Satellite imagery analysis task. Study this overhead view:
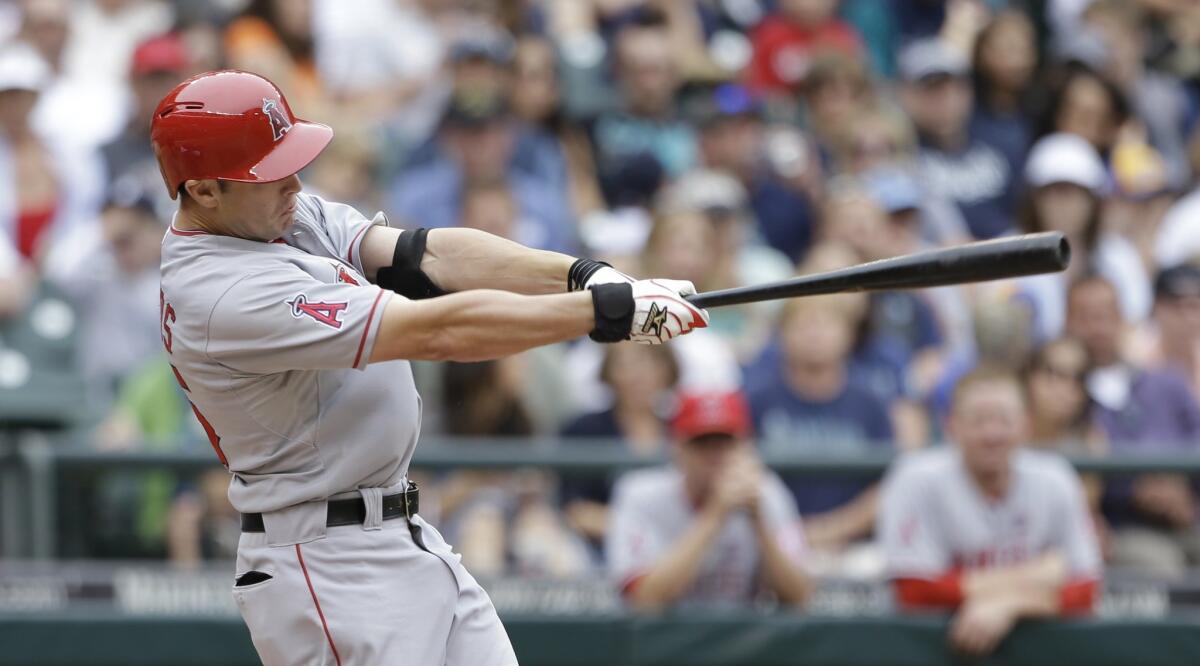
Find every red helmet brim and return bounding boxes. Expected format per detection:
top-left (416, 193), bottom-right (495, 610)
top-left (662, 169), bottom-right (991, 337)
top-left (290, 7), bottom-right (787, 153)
top-left (240, 120), bottom-right (333, 184)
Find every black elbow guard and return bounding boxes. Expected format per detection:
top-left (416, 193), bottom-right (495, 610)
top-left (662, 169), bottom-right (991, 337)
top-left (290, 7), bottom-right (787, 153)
top-left (376, 227), bottom-right (448, 300)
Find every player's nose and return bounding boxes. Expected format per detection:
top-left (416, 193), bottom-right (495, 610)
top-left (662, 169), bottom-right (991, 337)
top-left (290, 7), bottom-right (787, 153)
top-left (281, 173), bottom-right (302, 195)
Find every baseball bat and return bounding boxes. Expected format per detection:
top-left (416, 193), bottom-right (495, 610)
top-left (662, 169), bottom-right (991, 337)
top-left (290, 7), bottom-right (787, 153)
top-left (686, 232), bottom-right (1070, 309)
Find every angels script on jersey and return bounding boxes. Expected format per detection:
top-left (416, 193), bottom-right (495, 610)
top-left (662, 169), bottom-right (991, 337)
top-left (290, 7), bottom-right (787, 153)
top-left (288, 293), bottom-right (348, 329)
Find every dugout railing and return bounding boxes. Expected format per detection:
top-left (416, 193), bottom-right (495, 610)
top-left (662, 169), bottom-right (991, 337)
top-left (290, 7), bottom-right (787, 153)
top-left (5, 435), bottom-right (1200, 558)
top-left (1, 437), bottom-right (1200, 665)
top-left (0, 609), bottom-right (1198, 666)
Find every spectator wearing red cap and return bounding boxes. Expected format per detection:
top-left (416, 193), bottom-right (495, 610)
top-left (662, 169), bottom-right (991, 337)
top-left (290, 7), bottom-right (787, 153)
top-left (747, 0), bottom-right (863, 96)
top-left (99, 32), bottom-right (192, 209)
top-left (606, 392), bottom-right (811, 610)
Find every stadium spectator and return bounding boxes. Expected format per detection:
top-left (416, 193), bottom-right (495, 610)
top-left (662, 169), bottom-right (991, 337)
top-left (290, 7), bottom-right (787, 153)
top-left (310, 0), bottom-right (449, 149)
top-left (694, 83), bottom-right (817, 261)
top-left (60, 0), bottom-right (174, 85)
top-left (652, 169), bottom-right (793, 359)
top-left (860, 167), bottom-right (973, 347)
top-left (305, 128), bottom-right (384, 214)
top-left (1017, 133), bottom-right (1152, 340)
top-left (1037, 63), bottom-right (1130, 161)
top-left (224, 0), bottom-right (324, 118)
top-left (436, 358), bottom-right (589, 577)
top-left (607, 391), bottom-right (811, 609)
top-left (19, 0), bottom-right (136, 147)
top-left (802, 53), bottom-right (875, 162)
top-left (459, 179), bottom-right (518, 240)
top-left (0, 217), bottom-right (31, 317)
top-left (817, 184), bottom-right (949, 417)
top-left (969, 10), bottom-right (1037, 169)
top-left (828, 105), bottom-right (917, 178)
top-left (510, 34), bottom-right (605, 218)
top-left (389, 90), bottom-right (577, 253)
top-left (899, 38), bottom-right (1020, 240)
top-left (1152, 156), bottom-right (1200, 270)
top-left (926, 294), bottom-right (1040, 425)
top-left (747, 292), bottom-right (893, 559)
top-left (46, 186), bottom-right (163, 403)
top-left (1104, 139), bottom-right (1175, 278)
top-left (1083, 0), bottom-right (1192, 188)
top-left (1066, 275), bottom-right (1200, 578)
top-left (560, 343), bottom-right (679, 552)
top-left (746, 0), bottom-right (862, 96)
top-left (100, 32), bottom-right (192, 215)
top-left (1151, 263), bottom-right (1200, 393)
top-left (1023, 338), bottom-right (1105, 454)
top-left (880, 367), bottom-right (1103, 657)
top-left (589, 14), bottom-right (697, 197)
top-left (0, 42), bottom-right (103, 262)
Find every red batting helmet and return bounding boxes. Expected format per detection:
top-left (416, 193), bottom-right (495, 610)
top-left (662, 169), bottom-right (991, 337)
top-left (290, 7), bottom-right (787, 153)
top-left (150, 70), bottom-right (332, 199)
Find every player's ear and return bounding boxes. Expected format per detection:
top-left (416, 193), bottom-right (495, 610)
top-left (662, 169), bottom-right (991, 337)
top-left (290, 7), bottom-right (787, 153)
top-left (183, 179), bottom-right (222, 208)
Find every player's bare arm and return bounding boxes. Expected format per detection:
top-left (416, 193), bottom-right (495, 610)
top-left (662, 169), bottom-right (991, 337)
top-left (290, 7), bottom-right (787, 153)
top-left (369, 290), bottom-right (594, 363)
top-left (752, 514), bottom-right (812, 606)
top-left (736, 453), bottom-right (810, 605)
top-left (623, 503), bottom-right (728, 611)
top-left (358, 226), bottom-right (577, 295)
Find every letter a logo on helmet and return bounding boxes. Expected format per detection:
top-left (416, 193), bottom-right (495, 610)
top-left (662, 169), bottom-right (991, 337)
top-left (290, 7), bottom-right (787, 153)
top-left (262, 98), bottom-right (292, 141)
top-left (150, 70), bottom-right (332, 199)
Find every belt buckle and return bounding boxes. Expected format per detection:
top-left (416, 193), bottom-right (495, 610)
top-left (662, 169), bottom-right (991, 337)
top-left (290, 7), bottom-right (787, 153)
top-left (403, 481), bottom-right (418, 519)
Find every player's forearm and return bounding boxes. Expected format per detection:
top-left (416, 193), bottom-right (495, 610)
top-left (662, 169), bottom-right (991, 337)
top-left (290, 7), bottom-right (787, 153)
top-left (963, 552), bottom-right (1067, 601)
top-left (626, 506), bottom-right (726, 611)
top-left (369, 290), bottom-right (593, 363)
top-left (423, 228), bottom-right (576, 294)
top-left (752, 515), bottom-right (812, 606)
top-left (805, 485), bottom-right (879, 547)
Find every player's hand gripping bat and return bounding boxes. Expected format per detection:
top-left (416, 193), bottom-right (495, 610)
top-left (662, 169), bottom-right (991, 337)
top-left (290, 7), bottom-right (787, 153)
top-left (686, 232), bottom-right (1070, 309)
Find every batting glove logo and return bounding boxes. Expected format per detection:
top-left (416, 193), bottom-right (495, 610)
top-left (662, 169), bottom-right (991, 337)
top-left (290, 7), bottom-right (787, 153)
top-left (641, 302), bottom-right (669, 338)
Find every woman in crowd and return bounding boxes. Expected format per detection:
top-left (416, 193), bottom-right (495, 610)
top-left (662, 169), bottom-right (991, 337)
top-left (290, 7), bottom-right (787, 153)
top-left (509, 33), bottom-right (605, 218)
top-left (1017, 132), bottom-right (1151, 340)
top-left (1037, 63), bottom-right (1131, 160)
top-left (970, 10), bottom-right (1038, 162)
top-left (560, 343), bottom-right (680, 554)
top-left (436, 359), bottom-right (590, 577)
top-left (1023, 337), bottom-right (1106, 454)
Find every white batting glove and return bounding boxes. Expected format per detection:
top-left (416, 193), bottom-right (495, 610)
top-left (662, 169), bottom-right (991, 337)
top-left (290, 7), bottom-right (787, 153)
top-left (568, 258), bottom-right (634, 292)
top-left (586, 265), bottom-right (635, 288)
top-left (629, 279), bottom-right (709, 344)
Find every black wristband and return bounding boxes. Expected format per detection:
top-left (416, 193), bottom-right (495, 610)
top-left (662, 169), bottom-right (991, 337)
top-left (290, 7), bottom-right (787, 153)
top-left (376, 228), bottom-right (447, 300)
top-left (589, 283), bottom-right (634, 343)
top-left (568, 258), bottom-right (612, 292)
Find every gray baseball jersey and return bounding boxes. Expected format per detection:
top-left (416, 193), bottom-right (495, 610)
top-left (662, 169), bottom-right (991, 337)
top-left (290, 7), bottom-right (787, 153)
top-left (159, 192), bottom-right (417, 541)
top-left (878, 447), bottom-right (1102, 578)
top-left (606, 466), bottom-right (807, 607)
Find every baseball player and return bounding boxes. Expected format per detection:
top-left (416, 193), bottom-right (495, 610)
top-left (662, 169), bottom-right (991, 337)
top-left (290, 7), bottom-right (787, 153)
top-left (878, 367), bottom-right (1102, 657)
top-left (151, 70), bottom-right (709, 665)
top-left (606, 391), bottom-right (811, 610)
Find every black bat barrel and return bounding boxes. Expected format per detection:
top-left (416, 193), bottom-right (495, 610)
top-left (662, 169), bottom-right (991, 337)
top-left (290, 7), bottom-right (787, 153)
top-left (686, 232), bottom-right (1070, 310)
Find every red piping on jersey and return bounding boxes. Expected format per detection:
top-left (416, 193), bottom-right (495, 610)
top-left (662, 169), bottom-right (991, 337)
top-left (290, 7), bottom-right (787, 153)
top-left (894, 574), bottom-right (1100, 614)
top-left (894, 574), bottom-right (965, 609)
top-left (352, 290), bottom-right (385, 367)
top-left (295, 544), bottom-right (343, 666)
top-left (346, 224), bottom-right (370, 266)
top-left (168, 224), bottom-right (209, 237)
top-left (1059, 578), bottom-right (1099, 614)
top-left (619, 573), bottom-right (647, 597)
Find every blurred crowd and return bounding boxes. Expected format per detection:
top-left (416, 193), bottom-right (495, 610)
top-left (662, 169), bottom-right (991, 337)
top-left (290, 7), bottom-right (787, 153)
top-left (3, 0), bottom-right (1200, 623)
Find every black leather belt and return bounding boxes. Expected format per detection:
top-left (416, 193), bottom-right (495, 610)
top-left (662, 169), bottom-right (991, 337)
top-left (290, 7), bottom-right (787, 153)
top-left (241, 482), bottom-right (420, 533)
